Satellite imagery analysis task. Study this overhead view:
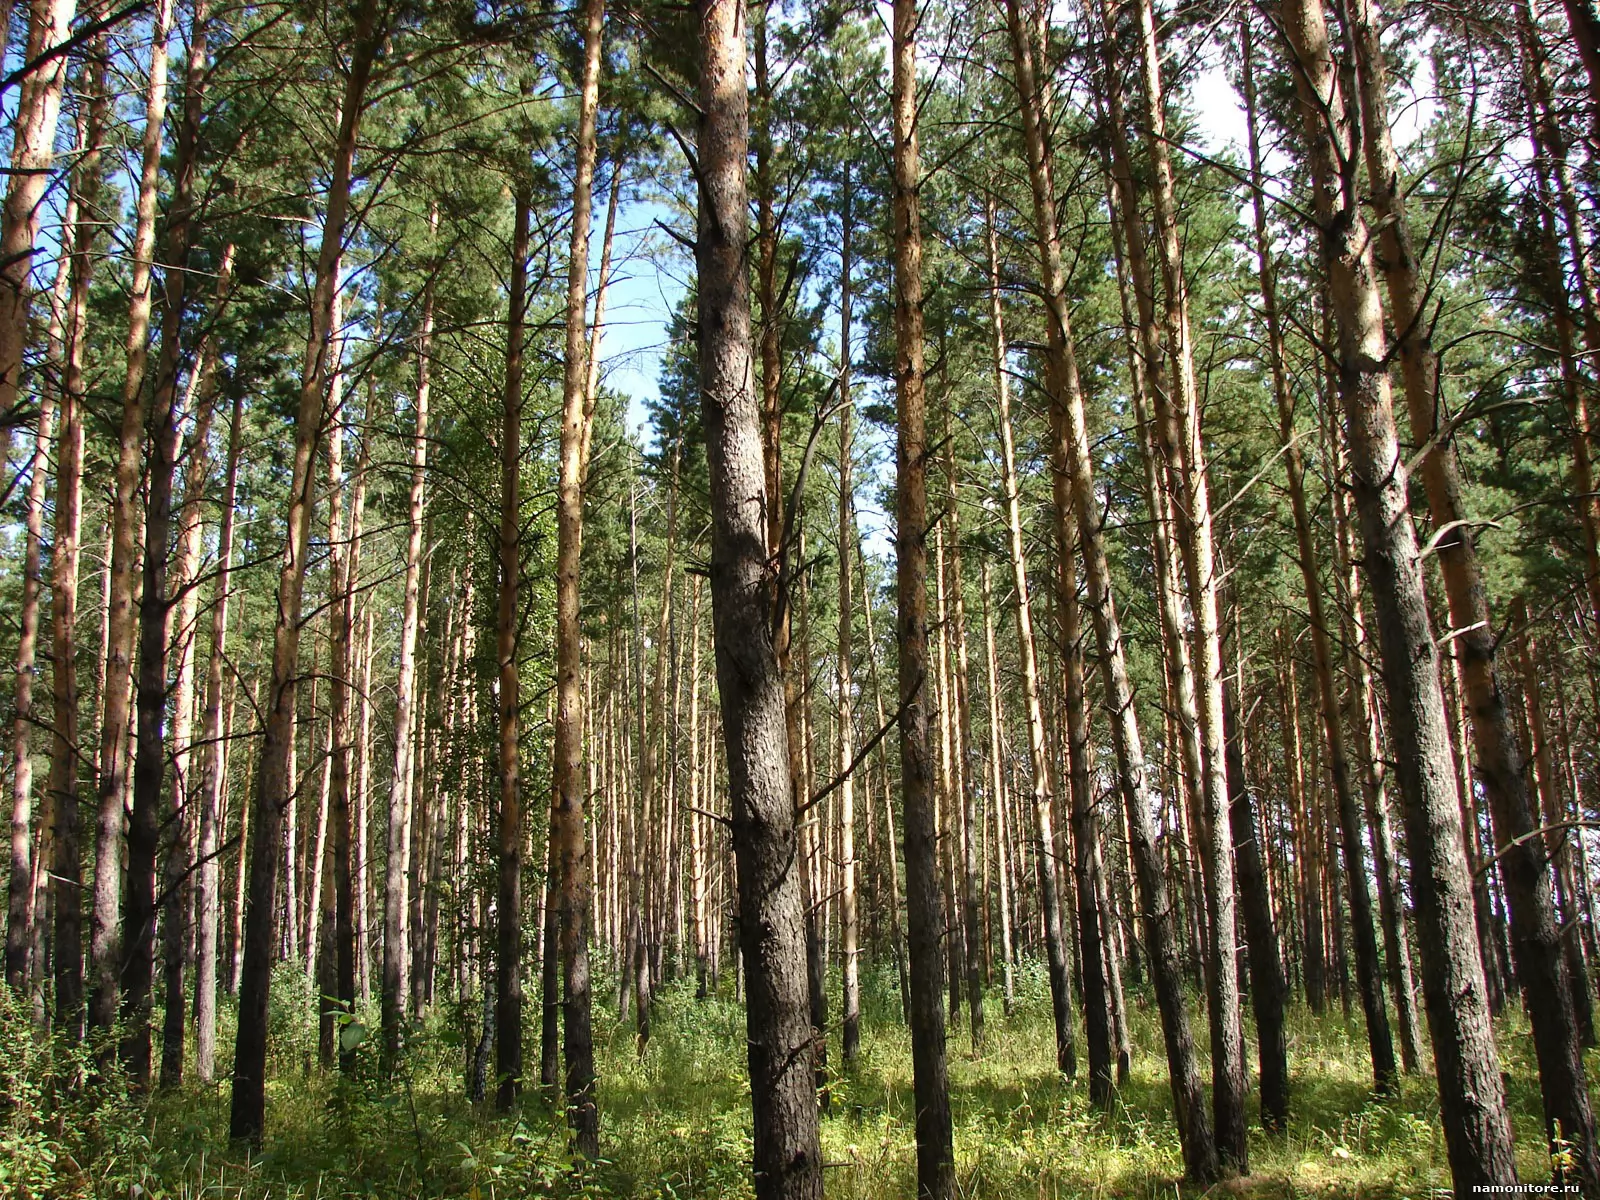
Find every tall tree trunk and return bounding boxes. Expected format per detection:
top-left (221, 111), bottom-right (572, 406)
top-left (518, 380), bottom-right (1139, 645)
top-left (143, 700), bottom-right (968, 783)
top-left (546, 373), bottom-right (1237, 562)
top-left (1056, 492), bottom-right (1115, 1107)
top-left (49, 94), bottom-right (98, 1034)
top-left (195, 373), bottom-right (240, 1083)
top-left (696, 0), bottom-right (823, 1191)
top-left (230, 0), bottom-right (379, 1140)
top-left (892, 1), bottom-right (954, 1191)
top-left (1126, 0), bottom-right (1245, 1158)
top-left (1223, 625), bottom-right (1289, 1130)
top-left (837, 175), bottom-right (860, 1065)
top-left (127, 0), bottom-right (210, 1087)
top-left (157, 250), bottom-right (228, 1087)
top-left (943, 441), bottom-right (985, 1052)
top-left (6, 338), bottom-right (54, 992)
top-left (1238, 10), bottom-right (1396, 1093)
top-left (1006, 0), bottom-right (1213, 1177)
top-left (385, 240), bottom-right (435, 1072)
top-left (1277, 0), bottom-right (1517, 1191)
top-left (0, 0), bottom-right (76, 448)
top-left (553, 0), bottom-right (604, 1150)
top-left (1368, 3), bottom-right (1600, 1187)
top-left (495, 189), bottom-right (531, 1111)
top-left (983, 191), bottom-right (1074, 1080)
top-left (325, 277), bottom-right (372, 1072)
top-left (979, 564), bottom-right (1016, 1019)
top-left (91, 0), bottom-right (173, 1045)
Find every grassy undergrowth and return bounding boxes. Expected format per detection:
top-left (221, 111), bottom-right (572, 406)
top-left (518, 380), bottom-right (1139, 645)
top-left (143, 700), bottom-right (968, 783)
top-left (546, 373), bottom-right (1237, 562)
top-left (2, 960), bottom-right (1583, 1198)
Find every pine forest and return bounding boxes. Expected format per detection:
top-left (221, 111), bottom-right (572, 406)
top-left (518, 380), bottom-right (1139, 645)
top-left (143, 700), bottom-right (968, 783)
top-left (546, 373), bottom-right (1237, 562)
top-left (3, 0), bottom-right (1600, 1196)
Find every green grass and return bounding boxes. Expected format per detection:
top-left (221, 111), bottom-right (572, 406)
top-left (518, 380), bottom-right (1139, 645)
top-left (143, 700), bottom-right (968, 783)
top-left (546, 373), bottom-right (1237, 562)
top-left (2, 960), bottom-right (1584, 1198)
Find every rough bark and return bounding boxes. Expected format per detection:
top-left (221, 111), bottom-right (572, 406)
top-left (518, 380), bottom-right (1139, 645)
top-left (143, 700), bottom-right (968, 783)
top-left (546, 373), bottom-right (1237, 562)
top-left (891, 1), bottom-right (955, 1190)
top-left (696, 0), bottom-right (823, 1191)
top-left (837, 178), bottom-right (860, 1065)
top-left (1007, 0), bottom-right (1214, 1179)
top-left (49, 104), bottom-right (95, 1034)
top-left (1277, 0), bottom-right (1517, 1190)
top-left (553, 0), bottom-right (604, 1150)
top-left (0, 0), bottom-right (76, 447)
top-left (495, 189), bottom-right (531, 1111)
top-left (90, 0), bottom-right (172, 1045)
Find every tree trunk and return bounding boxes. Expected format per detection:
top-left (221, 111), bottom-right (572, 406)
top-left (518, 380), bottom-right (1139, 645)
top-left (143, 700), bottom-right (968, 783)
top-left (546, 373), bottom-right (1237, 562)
top-left (229, 0), bottom-right (378, 1140)
top-left (1277, 0), bottom-right (1517, 1190)
top-left (553, 0), bottom-right (604, 1149)
top-left (494, 188), bottom-right (531, 1111)
top-left (1127, 0), bottom-right (1245, 1158)
top-left (696, 0), bottom-right (823, 1191)
top-left (983, 190), bottom-right (1074, 1080)
top-left (1006, 0), bottom-right (1213, 1180)
top-left (1371, 4), bottom-right (1600, 1188)
top-left (837, 178), bottom-right (860, 1065)
top-left (91, 0), bottom-right (173, 1047)
top-left (979, 564), bottom-right (1016, 1020)
top-left (0, 0), bottom-right (76, 447)
top-left (158, 259), bottom-right (228, 1087)
top-left (1238, 10), bottom-right (1396, 1093)
top-left (892, 2), bottom-right (954, 1192)
top-left (6, 342), bottom-right (54, 992)
top-left (195, 373), bottom-right (241, 1083)
top-left (48, 111), bottom-right (93, 1033)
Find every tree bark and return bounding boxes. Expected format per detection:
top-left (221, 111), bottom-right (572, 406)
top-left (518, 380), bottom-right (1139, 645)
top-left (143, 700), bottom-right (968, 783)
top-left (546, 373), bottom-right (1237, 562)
top-left (553, 0), bottom-right (604, 1149)
top-left (837, 176), bottom-right (860, 1065)
top-left (495, 188), bottom-right (531, 1111)
top-left (195, 371), bottom-right (240, 1083)
top-left (91, 0), bottom-right (173, 1046)
top-left (697, 0), bottom-right (823, 1191)
top-left (1007, 0), bottom-right (1213, 1178)
top-left (1277, 0), bottom-right (1517, 1190)
top-left (892, 1), bottom-right (954, 1192)
top-left (0, 0), bottom-right (76, 448)
top-left (6, 330), bottom-right (54, 992)
top-left (48, 109), bottom-right (93, 1034)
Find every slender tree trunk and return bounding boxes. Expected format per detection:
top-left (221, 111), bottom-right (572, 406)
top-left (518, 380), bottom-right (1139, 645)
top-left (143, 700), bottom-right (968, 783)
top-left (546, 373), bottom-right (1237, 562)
top-left (1126, 0), bottom-right (1245, 1157)
top-left (1238, 11), bottom-right (1395, 1094)
top-left (384, 243), bottom-right (435, 1073)
top-left (495, 189), bottom-right (531, 1111)
top-left (553, 0), bottom-right (604, 1148)
top-left (1277, 0), bottom-right (1517, 1190)
top-left (324, 278), bottom-right (371, 1072)
top-left (91, 0), bottom-right (173, 1046)
top-left (983, 191), bottom-right (1074, 1079)
top-left (195, 373), bottom-right (240, 1083)
top-left (1056, 492), bottom-right (1115, 1108)
top-left (979, 564), bottom-right (1016, 1019)
top-left (158, 249), bottom-right (228, 1087)
top-left (697, 0), bottom-right (823, 1191)
top-left (6, 348), bottom-right (53, 992)
top-left (230, 0), bottom-right (379, 1140)
top-left (49, 101), bottom-right (96, 1034)
top-left (0, 0), bottom-right (76, 447)
top-left (1007, 0), bottom-right (1213, 1179)
top-left (1223, 628), bottom-right (1289, 1130)
top-left (13, 207), bottom-right (73, 1010)
top-left (837, 180), bottom-right (860, 1065)
top-left (892, 2), bottom-right (954, 1191)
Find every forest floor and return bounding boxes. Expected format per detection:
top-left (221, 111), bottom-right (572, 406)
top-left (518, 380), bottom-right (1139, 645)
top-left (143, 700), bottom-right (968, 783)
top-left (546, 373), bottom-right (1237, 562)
top-left (3, 962), bottom-right (1581, 1199)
